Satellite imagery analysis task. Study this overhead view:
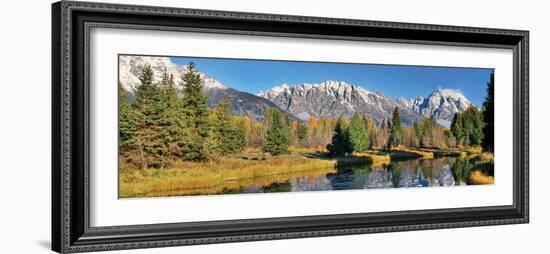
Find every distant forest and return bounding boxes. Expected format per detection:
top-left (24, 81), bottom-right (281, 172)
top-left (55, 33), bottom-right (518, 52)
top-left (119, 62), bottom-right (494, 169)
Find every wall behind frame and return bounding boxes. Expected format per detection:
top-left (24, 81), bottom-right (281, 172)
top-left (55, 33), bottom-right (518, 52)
top-left (0, 0), bottom-right (546, 253)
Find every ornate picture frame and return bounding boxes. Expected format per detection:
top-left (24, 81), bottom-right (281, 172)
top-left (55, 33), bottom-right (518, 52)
top-left (52, 1), bottom-right (529, 253)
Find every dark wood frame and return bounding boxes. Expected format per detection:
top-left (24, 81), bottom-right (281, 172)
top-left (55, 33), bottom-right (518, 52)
top-left (52, 1), bottom-right (529, 253)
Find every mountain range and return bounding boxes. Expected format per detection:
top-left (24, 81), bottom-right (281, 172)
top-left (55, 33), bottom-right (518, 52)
top-left (398, 89), bottom-right (472, 127)
top-left (119, 55), bottom-right (283, 121)
top-left (119, 56), bottom-right (473, 127)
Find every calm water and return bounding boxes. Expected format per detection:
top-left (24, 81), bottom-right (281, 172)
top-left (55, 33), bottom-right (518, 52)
top-left (218, 157), bottom-right (493, 195)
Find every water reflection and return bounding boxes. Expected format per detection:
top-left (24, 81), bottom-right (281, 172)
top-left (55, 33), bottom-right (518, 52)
top-left (225, 156), bottom-right (494, 195)
top-left (290, 175), bottom-right (334, 192)
top-left (365, 169), bottom-right (393, 189)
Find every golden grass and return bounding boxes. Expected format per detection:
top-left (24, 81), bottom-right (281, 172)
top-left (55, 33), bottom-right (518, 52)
top-left (478, 152), bottom-right (494, 162)
top-left (465, 152), bottom-right (494, 166)
top-left (389, 147), bottom-right (434, 159)
top-left (417, 148), bottom-right (466, 157)
top-left (289, 146), bottom-right (327, 153)
top-left (119, 146), bottom-right (493, 198)
top-left (353, 151), bottom-right (391, 167)
top-left (461, 146), bottom-right (483, 155)
top-left (468, 170), bottom-right (494, 185)
top-left (119, 154), bottom-right (336, 198)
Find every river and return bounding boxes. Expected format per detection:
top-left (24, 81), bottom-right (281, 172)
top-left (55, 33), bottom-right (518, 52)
top-left (218, 156), bottom-right (492, 195)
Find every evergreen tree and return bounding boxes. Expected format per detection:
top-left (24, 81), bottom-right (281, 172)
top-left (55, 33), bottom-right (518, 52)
top-left (118, 82), bottom-right (136, 154)
top-left (451, 106), bottom-right (484, 146)
top-left (413, 121), bottom-right (423, 141)
top-left (388, 107), bottom-right (403, 147)
top-left (348, 113), bottom-right (370, 152)
top-left (462, 106), bottom-right (485, 145)
top-left (202, 117), bottom-right (220, 160)
top-left (451, 113), bottom-right (465, 145)
top-left (131, 65), bottom-right (168, 168)
top-left (296, 122), bottom-right (308, 147)
top-left (232, 117), bottom-right (247, 153)
top-left (262, 108), bottom-right (291, 155)
top-left (205, 100), bottom-right (230, 156)
top-left (327, 118), bottom-right (353, 156)
top-left (207, 100), bottom-right (246, 156)
top-left (482, 73), bottom-right (494, 152)
top-left (158, 68), bottom-right (186, 158)
top-left (159, 67), bottom-right (175, 89)
top-left (180, 62), bottom-right (211, 161)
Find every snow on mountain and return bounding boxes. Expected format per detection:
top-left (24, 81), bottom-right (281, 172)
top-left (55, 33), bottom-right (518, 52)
top-left (258, 80), bottom-right (424, 126)
top-left (119, 56), bottom-right (473, 126)
top-left (402, 89), bottom-right (473, 127)
top-left (259, 81), bottom-right (474, 127)
top-left (118, 55), bottom-right (283, 122)
top-left (118, 55), bottom-right (225, 92)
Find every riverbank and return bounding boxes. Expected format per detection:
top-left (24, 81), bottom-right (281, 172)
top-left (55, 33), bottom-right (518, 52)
top-left (119, 152), bottom-right (338, 198)
top-left (390, 145), bottom-right (486, 158)
top-left (119, 146), bottom-right (492, 198)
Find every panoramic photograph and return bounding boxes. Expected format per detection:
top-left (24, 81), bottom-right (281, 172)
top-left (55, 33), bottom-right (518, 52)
top-left (118, 55), bottom-right (495, 198)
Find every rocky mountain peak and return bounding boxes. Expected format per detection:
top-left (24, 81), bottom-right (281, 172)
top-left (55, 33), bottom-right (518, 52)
top-left (118, 55), bottom-right (226, 93)
top-left (118, 56), bottom-right (282, 122)
top-left (404, 88), bottom-right (472, 127)
top-left (119, 56), bottom-right (474, 127)
top-left (258, 81), bottom-right (423, 125)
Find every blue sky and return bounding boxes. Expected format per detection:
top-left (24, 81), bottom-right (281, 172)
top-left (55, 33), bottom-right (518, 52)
top-left (171, 56), bottom-right (493, 107)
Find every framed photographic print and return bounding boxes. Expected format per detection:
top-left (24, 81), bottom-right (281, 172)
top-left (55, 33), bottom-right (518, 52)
top-left (52, 1), bottom-right (529, 253)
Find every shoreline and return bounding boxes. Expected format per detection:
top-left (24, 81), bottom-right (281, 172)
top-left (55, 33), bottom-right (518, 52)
top-left (119, 146), bottom-right (492, 198)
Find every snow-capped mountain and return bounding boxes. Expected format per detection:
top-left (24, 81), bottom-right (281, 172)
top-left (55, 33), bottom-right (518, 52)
top-left (258, 81), bottom-right (425, 126)
top-left (399, 89), bottom-right (472, 127)
top-left (119, 55), bottom-right (225, 92)
top-left (119, 56), bottom-right (473, 126)
top-left (118, 55), bottom-right (284, 121)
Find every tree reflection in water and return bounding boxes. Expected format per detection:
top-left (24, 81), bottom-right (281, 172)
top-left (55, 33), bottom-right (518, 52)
top-left (218, 156), bottom-right (493, 194)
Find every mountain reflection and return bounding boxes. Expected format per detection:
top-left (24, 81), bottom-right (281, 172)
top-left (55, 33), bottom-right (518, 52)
top-left (218, 157), bottom-right (488, 195)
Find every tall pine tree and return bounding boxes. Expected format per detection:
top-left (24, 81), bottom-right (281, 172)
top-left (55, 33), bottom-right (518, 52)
top-left (131, 65), bottom-right (168, 169)
top-left (451, 106), bottom-right (484, 146)
top-left (348, 113), bottom-right (370, 152)
top-left (388, 107), bottom-right (403, 147)
top-left (207, 100), bottom-right (246, 156)
top-left (158, 68), bottom-right (186, 159)
top-left (232, 117), bottom-right (247, 154)
top-left (482, 73), bottom-right (494, 152)
top-left (462, 106), bottom-right (485, 145)
top-left (180, 62), bottom-right (211, 161)
top-left (262, 108), bottom-right (291, 155)
top-left (118, 82), bottom-right (136, 154)
top-left (327, 118), bottom-right (353, 156)
top-left (451, 113), bottom-right (465, 145)
top-left (296, 122), bottom-right (308, 147)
